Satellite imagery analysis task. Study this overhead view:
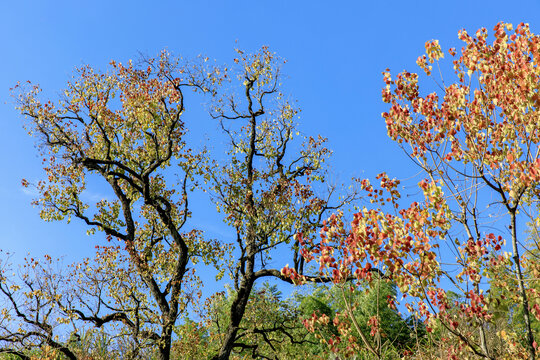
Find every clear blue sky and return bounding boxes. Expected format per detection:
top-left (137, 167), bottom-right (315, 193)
top-left (0, 1), bottom-right (539, 290)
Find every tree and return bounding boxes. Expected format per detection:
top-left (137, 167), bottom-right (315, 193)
top-left (486, 223), bottom-right (540, 353)
top-left (383, 22), bottom-right (540, 359)
top-left (1, 247), bottom-right (206, 359)
top-left (300, 279), bottom-right (421, 359)
top-left (10, 47), bottom-right (358, 360)
top-left (197, 282), bottom-right (318, 360)
top-left (207, 47), bottom-right (359, 359)
top-left (287, 22), bottom-right (540, 359)
top-left (0, 253), bottom-right (77, 360)
top-left (12, 51), bottom-right (226, 360)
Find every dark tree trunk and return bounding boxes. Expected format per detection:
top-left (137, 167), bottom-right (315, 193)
top-left (212, 276), bottom-right (255, 360)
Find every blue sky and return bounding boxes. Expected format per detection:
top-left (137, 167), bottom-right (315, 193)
top-left (1, 1), bottom-right (539, 294)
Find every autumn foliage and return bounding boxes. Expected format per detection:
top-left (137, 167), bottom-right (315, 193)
top-left (3, 21), bottom-right (540, 360)
top-left (7, 52), bottom-right (226, 360)
top-left (287, 22), bottom-right (540, 360)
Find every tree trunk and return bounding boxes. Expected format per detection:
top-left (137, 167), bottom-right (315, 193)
top-left (158, 332), bottom-right (172, 360)
top-left (212, 276), bottom-right (255, 360)
top-left (213, 216), bottom-right (257, 360)
top-left (510, 211), bottom-right (536, 360)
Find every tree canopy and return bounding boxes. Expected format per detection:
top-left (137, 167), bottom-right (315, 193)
top-left (3, 21), bottom-right (540, 360)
